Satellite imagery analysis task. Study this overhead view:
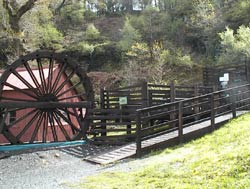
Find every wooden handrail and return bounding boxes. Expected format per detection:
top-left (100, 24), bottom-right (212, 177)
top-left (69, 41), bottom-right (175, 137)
top-left (135, 83), bottom-right (250, 156)
top-left (137, 83), bottom-right (250, 113)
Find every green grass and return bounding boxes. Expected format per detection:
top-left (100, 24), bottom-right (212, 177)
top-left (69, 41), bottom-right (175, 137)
top-left (73, 113), bottom-right (250, 189)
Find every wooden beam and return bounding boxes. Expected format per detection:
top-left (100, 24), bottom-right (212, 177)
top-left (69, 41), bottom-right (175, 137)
top-left (0, 101), bottom-right (91, 109)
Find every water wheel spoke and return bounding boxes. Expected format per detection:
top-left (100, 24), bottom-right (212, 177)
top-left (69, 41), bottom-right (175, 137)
top-left (48, 112), bottom-right (58, 142)
top-left (7, 108), bottom-right (37, 129)
top-left (23, 62), bottom-right (44, 95)
top-left (11, 69), bottom-right (41, 96)
top-left (16, 110), bottom-right (40, 141)
top-left (71, 107), bottom-right (88, 139)
top-left (55, 109), bottom-right (81, 133)
top-left (72, 107), bottom-right (85, 129)
top-left (52, 111), bottom-right (71, 141)
top-left (58, 107), bottom-right (77, 119)
top-left (58, 92), bottom-right (86, 101)
top-left (2, 128), bottom-right (21, 144)
top-left (42, 112), bottom-right (49, 143)
top-left (56, 81), bottom-right (82, 98)
top-left (37, 58), bottom-right (47, 94)
top-left (71, 107), bottom-right (88, 141)
top-left (47, 58), bottom-right (54, 94)
top-left (30, 111), bottom-right (44, 143)
top-left (2, 107), bottom-right (26, 113)
top-left (50, 63), bottom-right (67, 94)
top-left (64, 108), bottom-right (76, 135)
top-left (54, 70), bottom-right (76, 95)
top-left (4, 82), bottom-right (38, 99)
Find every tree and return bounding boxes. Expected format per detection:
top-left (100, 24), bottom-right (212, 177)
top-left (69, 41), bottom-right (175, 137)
top-left (0, 0), bottom-right (40, 60)
top-left (119, 17), bottom-right (141, 51)
top-left (60, 1), bottom-right (85, 27)
top-left (123, 41), bottom-right (196, 85)
top-left (2, 0), bottom-right (38, 33)
top-left (140, 6), bottom-right (164, 61)
top-left (223, 0), bottom-right (250, 30)
top-left (176, 0), bottom-right (224, 59)
top-left (55, 0), bottom-right (66, 14)
top-left (217, 25), bottom-right (250, 65)
top-left (123, 42), bottom-right (153, 84)
top-left (85, 23), bottom-right (101, 42)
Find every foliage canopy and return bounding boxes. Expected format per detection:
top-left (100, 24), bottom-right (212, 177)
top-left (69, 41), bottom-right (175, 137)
top-left (0, 0), bottom-right (250, 84)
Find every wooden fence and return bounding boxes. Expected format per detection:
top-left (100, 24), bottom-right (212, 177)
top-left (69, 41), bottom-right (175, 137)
top-left (136, 83), bottom-right (250, 156)
top-left (88, 82), bottom-right (213, 144)
top-left (100, 82), bottom-right (213, 108)
top-left (88, 84), bottom-right (143, 144)
top-left (203, 63), bottom-right (250, 87)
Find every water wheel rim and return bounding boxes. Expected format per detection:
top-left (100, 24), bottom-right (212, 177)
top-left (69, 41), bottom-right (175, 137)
top-left (0, 50), bottom-right (94, 144)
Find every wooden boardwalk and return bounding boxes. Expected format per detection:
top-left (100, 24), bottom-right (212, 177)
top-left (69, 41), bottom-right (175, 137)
top-left (85, 111), bottom-right (247, 164)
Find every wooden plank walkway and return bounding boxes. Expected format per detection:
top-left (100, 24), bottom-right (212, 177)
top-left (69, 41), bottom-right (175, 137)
top-left (84, 111), bottom-right (247, 165)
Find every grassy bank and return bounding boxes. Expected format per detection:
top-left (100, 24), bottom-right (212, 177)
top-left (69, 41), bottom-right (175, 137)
top-left (74, 113), bottom-right (250, 189)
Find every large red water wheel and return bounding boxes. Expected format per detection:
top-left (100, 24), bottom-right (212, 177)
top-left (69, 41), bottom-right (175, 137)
top-left (0, 50), bottom-right (94, 144)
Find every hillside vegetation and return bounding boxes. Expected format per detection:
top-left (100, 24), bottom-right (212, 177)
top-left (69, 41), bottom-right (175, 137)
top-left (1, 0), bottom-right (250, 85)
top-left (74, 113), bottom-right (250, 189)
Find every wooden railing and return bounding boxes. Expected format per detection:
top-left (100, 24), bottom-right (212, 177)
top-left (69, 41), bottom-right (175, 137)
top-left (136, 83), bottom-right (250, 156)
top-left (89, 83), bottom-right (214, 144)
top-left (148, 83), bottom-right (213, 106)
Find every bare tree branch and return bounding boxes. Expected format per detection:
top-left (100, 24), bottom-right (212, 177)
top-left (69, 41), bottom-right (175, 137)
top-left (2, 0), bottom-right (38, 33)
top-left (55, 0), bottom-right (66, 14)
top-left (2, 0), bottom-right (14, 17)
top-left (16, 0), bottom-right (38, 19)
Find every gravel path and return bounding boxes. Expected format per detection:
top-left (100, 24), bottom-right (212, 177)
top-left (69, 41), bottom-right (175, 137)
top-left (0, 144), bottom-right (137, 189)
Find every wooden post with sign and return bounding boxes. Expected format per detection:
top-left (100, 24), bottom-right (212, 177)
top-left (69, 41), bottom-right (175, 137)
top-left (119, 97), bottom-right (128, 106)
top-left (119, 96), bottom-right (131, 134)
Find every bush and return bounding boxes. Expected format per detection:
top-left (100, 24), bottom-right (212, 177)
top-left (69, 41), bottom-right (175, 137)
top-left (85, 24), bottom-right (101, 42)
top-left (217, 25), bottom-right (250, 64)
top-left (39, 24), bottom-right (63, 50)
top-left (61, 3), bottom-right (85, 25)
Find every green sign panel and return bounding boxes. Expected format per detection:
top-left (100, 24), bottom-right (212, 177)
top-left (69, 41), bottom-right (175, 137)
top-left (119, 97), bottom-right (127, 105)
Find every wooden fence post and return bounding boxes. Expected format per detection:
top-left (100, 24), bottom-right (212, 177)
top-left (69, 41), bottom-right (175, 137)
top-left (170, 81), bottom-right (176, 102)
top-left (246, 61), bottom-right (250, 82)
top-left (170, 81), bottom-right (176, 127)
top-left (231, 90), bottom-right (237, 118)
top-left (211, 93), bottom-right (215, 131)
top-left (194, 85), bottom-right (199, 121)
top-left (141, 81), bottom-right (148, 108)
top-left (141, 81), bottom-right (149, 128)
top-left (100, 88), bottom-right (105, 108)
top-left (136, 111), bottom-right (142, 157)
top-left (212, 86), bottom-right (218, 112)
top-left (100, 88), bottom-right (107, 136)
top-left (178, 101), bottom-right (183, 143)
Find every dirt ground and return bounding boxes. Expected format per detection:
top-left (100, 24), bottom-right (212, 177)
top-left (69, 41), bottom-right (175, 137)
top-left (0, 144), bottom-right (136, 189)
